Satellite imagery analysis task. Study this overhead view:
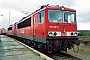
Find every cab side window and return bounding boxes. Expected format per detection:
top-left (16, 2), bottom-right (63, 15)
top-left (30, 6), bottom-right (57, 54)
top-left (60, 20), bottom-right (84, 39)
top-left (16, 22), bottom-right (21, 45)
top-left (38, 11), bottom-right (44, 23)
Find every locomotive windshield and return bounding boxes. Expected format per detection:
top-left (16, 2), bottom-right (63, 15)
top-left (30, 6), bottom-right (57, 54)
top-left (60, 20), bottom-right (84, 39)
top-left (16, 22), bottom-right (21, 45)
top-left (49, 10), bottom-right (76, 23)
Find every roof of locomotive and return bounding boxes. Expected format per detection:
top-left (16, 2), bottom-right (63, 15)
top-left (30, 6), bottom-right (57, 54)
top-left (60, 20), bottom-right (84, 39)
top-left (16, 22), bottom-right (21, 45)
top-left (17, 4), bottom-right (76, 24)
top-left (47, 6), bottom-right (76, 12)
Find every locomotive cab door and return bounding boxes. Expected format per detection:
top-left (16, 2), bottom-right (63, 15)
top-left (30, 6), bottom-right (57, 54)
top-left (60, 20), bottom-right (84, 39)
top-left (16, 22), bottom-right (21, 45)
top-left (33, 15), bottom-right (36, 40)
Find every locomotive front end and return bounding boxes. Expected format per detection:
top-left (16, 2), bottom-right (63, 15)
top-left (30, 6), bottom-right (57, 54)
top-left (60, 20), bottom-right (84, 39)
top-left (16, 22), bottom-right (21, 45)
top-left (46, 6), bottom-right (80, 53)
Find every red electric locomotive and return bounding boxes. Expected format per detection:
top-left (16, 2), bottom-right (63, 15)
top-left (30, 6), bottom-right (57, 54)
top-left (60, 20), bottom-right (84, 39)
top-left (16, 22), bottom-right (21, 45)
top-left (7, 5), bottom-right (80, 53)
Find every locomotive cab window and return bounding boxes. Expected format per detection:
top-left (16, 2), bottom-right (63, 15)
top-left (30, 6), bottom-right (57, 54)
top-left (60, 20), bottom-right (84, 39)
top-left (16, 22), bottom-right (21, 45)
top-left (38, 11), bottom-right (44, 23)
top-left (49, 10), bottom-right (63, 22)
top-left (64, 12), bottom-right (76, 23)
top-left (49, 10), bottom-right (76, 23)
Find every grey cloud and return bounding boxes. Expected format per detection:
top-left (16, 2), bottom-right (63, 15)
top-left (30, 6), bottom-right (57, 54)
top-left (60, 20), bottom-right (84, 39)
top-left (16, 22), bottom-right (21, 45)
top-left (48, 0), bottom-right (76, 7)
top-left (1, 0), bottom-right (89, 29)
top-left (78, 13), bottom-right (90, 23)
top-left (59, 0), bottom-right (76, 7)
top-left (77, 9), bottom-right (90, 23)
top-left (0, 0), bottom-right (77, 12)
top-left (0, 2), bottom-right (22, 11)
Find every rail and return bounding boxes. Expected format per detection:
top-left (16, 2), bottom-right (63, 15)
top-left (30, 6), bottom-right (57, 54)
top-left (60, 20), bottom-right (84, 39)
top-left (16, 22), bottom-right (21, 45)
top-left (45, 52), bottom-right (83, 60)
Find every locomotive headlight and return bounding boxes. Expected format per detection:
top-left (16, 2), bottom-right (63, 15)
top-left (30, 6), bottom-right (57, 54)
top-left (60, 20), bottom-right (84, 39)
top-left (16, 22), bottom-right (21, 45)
top-left (67, 32), bottom-right (78, 36)
top-left (54, 32), bottom-right (57, 36)
top-left (71, 32), bottom-right (73, 35)
top-left (61, 6), bottom-right (64, 11)
top-left (70, 32), bottom-right (77, 36)
top-left (48, 32), bottom-right (61, 36)
top-left (74, 32), bottom-right (77, 36)
top-left (48, 32), bottom-right (52, 36)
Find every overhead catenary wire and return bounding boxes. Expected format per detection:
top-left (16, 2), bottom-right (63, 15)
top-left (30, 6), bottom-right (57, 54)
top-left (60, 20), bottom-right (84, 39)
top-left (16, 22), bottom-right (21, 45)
top-left (15, 0), bottom-right (41, 23)
top-left (27, 0), bottom-right (41, 11)
top-left (22, 0), bottom-right (41, 15)
top-left (22, 0), bottom-right (33, 11)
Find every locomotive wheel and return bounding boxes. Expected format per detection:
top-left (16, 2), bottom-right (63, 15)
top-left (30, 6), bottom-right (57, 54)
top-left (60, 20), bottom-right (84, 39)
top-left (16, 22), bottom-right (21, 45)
top-left (31, 41), bottom-right (34, 48)
top-left (22, 38), bottom-right (24, 42)
top-left (47, 45), bottom-right (52, 53)
top-left (44, 44), bottom-right (47, 51)
top-left (27, 40), bottom-right (31, 46)
top-left (25, 40), bottom-right (28, 45)
top-left (19, 38), bottom-right (22, 42)
top-left (35, 42), bottom-right (38, 49)
top-left (31, 41), bottom-right (36, 48)
top-left (28, 40), bottom-right (31, 46)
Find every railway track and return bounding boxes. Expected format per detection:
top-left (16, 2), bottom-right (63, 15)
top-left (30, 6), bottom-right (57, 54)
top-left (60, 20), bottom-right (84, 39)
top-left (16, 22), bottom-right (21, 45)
top-left (46, 52), bottom-right (83, 60)
top-left (37, 48), bottom-right (83, 60)
top-left (26, 42), bottom-right (83, 60)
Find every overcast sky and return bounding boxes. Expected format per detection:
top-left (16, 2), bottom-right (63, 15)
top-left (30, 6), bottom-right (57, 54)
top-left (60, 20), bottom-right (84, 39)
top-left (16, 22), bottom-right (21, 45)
top-left (0, 0), bottom-right (90, 30)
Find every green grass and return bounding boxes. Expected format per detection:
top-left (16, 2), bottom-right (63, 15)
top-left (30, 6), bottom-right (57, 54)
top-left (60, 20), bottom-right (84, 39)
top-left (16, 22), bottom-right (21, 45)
top-left (78, 36), bottom-right (90, 40)
top-left (67, 36), bottom-right (90, 60)
top-left (68, 42), bottom-right (90, 60)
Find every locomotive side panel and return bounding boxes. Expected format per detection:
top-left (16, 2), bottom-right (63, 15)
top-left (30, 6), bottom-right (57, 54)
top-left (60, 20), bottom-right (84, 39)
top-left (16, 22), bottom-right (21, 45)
top-left (15, 17), bottom-right (33, 40)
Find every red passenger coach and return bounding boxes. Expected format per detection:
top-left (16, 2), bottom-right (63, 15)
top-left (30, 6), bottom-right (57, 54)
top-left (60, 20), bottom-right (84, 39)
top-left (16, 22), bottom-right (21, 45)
top-left (7, 24), bottom-right (16, 37)
top-left (0, 28), bottom-right (7, 35)
top-left (7, 5), bottom-right (80, 53)
top-left (0, 29), bottom-right (2, 34)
